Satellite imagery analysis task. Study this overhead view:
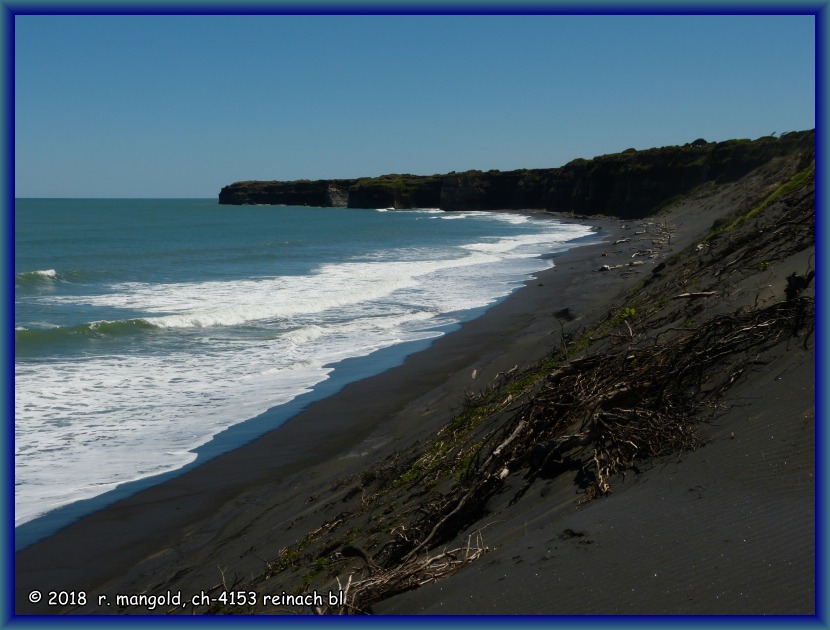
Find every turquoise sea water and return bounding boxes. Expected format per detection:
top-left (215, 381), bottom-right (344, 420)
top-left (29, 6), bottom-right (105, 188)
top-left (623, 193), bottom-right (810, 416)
top-left (14, 199), bottom-right (597, 537)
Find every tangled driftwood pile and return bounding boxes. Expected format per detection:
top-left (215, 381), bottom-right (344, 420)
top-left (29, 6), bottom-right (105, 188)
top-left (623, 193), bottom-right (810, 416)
top-left (366, 296), bottom-right (815, 571)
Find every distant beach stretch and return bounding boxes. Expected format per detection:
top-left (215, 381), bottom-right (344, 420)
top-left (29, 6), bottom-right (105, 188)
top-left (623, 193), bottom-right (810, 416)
top-left (15, 132), bottom-right (815, 614)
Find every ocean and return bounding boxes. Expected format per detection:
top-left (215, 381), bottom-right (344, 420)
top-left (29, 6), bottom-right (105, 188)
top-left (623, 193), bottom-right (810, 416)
top-left (14, 198), bottom-right (598, 543)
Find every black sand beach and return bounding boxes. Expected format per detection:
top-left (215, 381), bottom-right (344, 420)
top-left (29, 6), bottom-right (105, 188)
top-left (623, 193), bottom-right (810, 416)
top-left (15, 151), bottom-right (816, 615)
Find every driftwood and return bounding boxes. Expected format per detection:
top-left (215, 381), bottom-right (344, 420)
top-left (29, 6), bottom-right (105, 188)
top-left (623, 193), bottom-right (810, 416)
top-left (316, 531), bottom-right (488, 615)
top-left (599, 261), bottom-right (646, 272)
top-left (671, 291), bottom-right (719, 300)
top-left (367, 296), bottom-right (814, 576)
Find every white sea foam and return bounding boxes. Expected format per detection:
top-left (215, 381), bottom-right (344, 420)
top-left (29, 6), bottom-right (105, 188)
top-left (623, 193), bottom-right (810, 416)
top-left (45, 248), bottom-right (507, 331)
top-left (14, 310), bottom-right (443, 525)
top-left (15, 211), bottom-right (598, 527)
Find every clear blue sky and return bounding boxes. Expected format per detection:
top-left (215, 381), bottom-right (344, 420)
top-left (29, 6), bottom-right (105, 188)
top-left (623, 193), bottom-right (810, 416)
top-left (14, 13), bottom-right (816, 198)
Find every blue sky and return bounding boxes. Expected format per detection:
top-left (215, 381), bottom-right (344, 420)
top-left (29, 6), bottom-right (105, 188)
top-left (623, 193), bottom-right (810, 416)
top-left (13, 12), bottom-right (816, 198)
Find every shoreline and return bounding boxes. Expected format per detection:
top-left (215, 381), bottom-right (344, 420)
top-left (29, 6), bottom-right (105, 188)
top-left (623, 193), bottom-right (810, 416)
top-left (16, 213), bottom-right (637, 607)
top-left (13, 210), bottom-right (601, 549)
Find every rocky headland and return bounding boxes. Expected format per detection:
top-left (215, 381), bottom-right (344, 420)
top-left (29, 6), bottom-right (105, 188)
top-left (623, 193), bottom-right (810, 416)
top-left (219, 130), bottom-right (814, 219)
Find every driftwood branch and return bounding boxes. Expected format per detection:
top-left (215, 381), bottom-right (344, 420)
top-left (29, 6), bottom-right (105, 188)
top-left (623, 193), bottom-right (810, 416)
top-left (320, 531), bottom-right (489, 614)
top-left (671, 291), bottom-right (719, 300)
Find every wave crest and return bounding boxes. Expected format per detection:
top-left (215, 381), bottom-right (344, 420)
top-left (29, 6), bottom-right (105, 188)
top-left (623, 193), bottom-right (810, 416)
top-left (15, 318), bottom-right (156, 350)
top-left (16, 269), bottom-right (58, 286)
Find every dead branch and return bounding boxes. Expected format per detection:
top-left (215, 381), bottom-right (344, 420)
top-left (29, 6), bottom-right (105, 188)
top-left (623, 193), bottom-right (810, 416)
top-left (320, 531), bottom-right (489, 614)
top-left (671, 291), bottom-right (719, 300)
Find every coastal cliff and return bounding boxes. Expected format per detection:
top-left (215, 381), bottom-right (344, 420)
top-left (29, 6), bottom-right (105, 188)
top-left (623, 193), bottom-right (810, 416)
top-left (218, 178), bottom-right (354, 207)
top-left (218, 130), bottom-right (814, 219)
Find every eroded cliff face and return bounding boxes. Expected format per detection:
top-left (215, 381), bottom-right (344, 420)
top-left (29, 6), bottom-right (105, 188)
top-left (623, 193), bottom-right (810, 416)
top-left (218, 179), bottom-right (355, 206)
top-left (438, 169), bottom-right (549, 211)
top-left (218, 130), bottom-right (814, 219)
top-left (347, 175), bottom-right (443, 209)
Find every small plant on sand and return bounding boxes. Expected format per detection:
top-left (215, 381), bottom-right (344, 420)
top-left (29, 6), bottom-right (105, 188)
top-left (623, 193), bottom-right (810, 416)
top-left (453, 443), bottom-right (483, 481)
top-left (391, 464), bottom-right (423, 489)
top-left (266, 549), bottom-right (302, 577)
top-left (609, 305), bottom-right (637, 327)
